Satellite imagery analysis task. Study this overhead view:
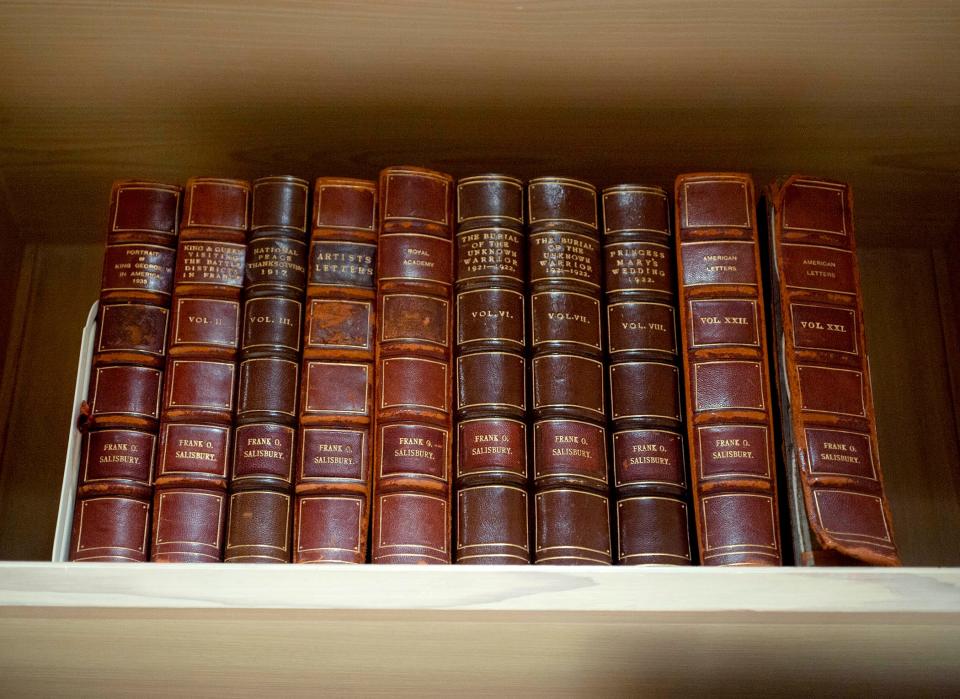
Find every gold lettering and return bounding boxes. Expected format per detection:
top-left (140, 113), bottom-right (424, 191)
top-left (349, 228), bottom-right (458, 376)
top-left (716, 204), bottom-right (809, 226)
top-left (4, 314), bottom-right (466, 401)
top-left (242, 449), bottom-right (285, 459)
top-left (712, 450), bottom-right (753, 460)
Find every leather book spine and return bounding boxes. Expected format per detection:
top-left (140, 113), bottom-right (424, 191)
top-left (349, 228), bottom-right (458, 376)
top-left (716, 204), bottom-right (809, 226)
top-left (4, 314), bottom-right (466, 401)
top-left (371, 165), bottom-right (455, 564)
top-left (454, 174), bottom-right (529, 564)
top-left (527, 177), bottom-right (611, 565)
top-left (151, 177), bottom-right (251, 562)
top-left (69, 180), bottom-right (181, 562)
top-left (767, 175), bottom-right (900, 566)
top-left (602, 185), bottom-right (691, 565)
top-left (225, 176), bottom-right (308, 562)
top-left (294, 177), bottom-right (378, 563)
top-left (674, 173), bottom-right (782, 565)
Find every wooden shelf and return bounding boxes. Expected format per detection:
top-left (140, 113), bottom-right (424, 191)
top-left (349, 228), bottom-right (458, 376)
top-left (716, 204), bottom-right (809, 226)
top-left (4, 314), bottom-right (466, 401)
top-left (1, 563), bottom-right (959, 694)
top-left (0, 2), bottom-right (959, 692)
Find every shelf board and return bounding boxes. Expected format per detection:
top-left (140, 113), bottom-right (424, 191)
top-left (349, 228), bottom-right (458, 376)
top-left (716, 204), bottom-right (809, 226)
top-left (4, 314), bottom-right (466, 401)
top-left (0, 562), bottom-right (958, 613)
top-left (1, 564), bottom-right (959, 694)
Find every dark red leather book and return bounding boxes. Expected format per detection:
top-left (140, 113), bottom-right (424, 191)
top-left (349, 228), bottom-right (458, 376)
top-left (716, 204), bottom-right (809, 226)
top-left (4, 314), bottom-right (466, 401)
top-left (294, 177), bottom-right (378, 563)
top-left (151, 177), bottom-right (250, 562)
top-left (527, 177), bottom-right (612, 565)
top-left (69, 180), bottom-right (181, 562)
top-left (370, 165), bottom-right (455, 564)
top-left (602, 185), bottom-right (691, 565)
top-left (454, 174), bottom-right (529, 564)
top-left (674, 173), bottom-right (782, 566)
top-left (224, 176), bottom-right (308, 562)
top-left (766, 175), bottom-right (900, 566)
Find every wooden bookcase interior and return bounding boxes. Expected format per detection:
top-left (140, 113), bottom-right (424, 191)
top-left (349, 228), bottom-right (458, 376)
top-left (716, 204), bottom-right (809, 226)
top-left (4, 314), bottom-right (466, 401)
top-left (0, 2), bottom-right (958, 692)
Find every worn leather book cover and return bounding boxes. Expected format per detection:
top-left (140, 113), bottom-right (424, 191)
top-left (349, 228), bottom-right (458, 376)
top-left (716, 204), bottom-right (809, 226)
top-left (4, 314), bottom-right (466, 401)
top-left (151, 177), bottom-right (250, 562)
top-left (454, 174), bottom-right (529, 564)
top-left (602, 184), bottom-right (691, 565)
top-left (766, 175), bottom-right (900, 566)
top-left (69, 180), bottom-right (181, 561)
top-left (528, 177), bottom-right (612, 564)
top-left (295, 177), bottom-right (377, 563)
top-left (370, 165), bottom-right (455, 564)
top-left (674, 173), bottom-right (782, 565)
top-left (224, 176), bottom-right (308, 562)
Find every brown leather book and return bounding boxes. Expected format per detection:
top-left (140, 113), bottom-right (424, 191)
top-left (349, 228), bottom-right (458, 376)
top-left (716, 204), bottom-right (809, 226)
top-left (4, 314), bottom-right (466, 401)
top-left (528, 177), bottom-right (612, 565)
top-left (224, 176), bottom-right (308, 562)
top-left (294, 177), bottom-right (378, 563)
top-left (674, 173), bottom-right (783, 566)
top-left (69, 181), bottom-right (181, 561)
top-left (766, 175), bottom-right (900, 566)
top-left (454, 174), bottom-right (529, 564)
top-left (370, 165), bottom-right (455, 564)
top-left (151, 177), bottom-right (251, 562)
top-left (602, 185), bottom-right (691, 565)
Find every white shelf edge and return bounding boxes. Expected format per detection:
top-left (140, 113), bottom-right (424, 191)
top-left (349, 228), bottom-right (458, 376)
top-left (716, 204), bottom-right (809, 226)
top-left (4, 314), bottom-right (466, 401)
top-left (1, 563), bottom-right (958, 615)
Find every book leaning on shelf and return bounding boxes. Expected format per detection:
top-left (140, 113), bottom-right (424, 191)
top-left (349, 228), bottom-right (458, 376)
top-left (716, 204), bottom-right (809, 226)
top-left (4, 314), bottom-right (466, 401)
top-left (766, 175), bottom-right (900, 566)
top-left (69, 181), bottom-right (181, 562)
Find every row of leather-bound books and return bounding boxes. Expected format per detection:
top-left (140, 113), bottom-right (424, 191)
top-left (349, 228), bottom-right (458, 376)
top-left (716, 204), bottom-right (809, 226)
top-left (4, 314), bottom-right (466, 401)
top-left (69, 168), bottom-right (900, 566)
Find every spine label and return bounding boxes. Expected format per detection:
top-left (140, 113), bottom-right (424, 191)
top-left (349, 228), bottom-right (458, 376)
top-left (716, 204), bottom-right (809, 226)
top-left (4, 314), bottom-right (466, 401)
top-left (101, 244), bottom-right (176, 294)
top-left (790, 303), bottom-right (858, 354)
top-left (612, 429), bottom-right (684, 487)
top-left (175, 241), bottom-right (246, 287)
top-left (457, 418), bottom-right (527, 477)
top-left (604, 241), bottom-right (672, 293)
top-left (804, 428), bottom-right (876, 480)
top-left (84, 430), bottom-right (156, 483)
top-left (379, 234), bottom-right (452, 285)
top-left (174, 298), bottom-right (240, 347)
top-left (689, 299), bottom-right (760, 348)
top-left (246, 237), bottom-right (306, 289)
top-left (455, 289), bottom-right (524, 346)
top-left (606, 302), bottom-right (676, 355)
top-left (456, 228), bottom-right (523, 279)
top-left (529, 231), bottom-right (601, 286)
top-left (300, 427), bottom-right (367, 481)
top-left (534, 420), bottom-right (607, 482)
top-left (695, 424), bottom-right (771, 480)
top-left (308, 240), bottom-right (376, 287)
top-left (680, 241), bottom-right (757, 286)
top-left (379, 424), bottom-right (449, 480)
top-left (233, 423), bottom-right (294, 481)
top-left (531, 291), bottom-right (601, 349)
top-left (780, 244), bottom-right (856, 294)
top-left (159, 424), bottom-right (230, 477)
top-left (242, 297), bottom-right (302, 351)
